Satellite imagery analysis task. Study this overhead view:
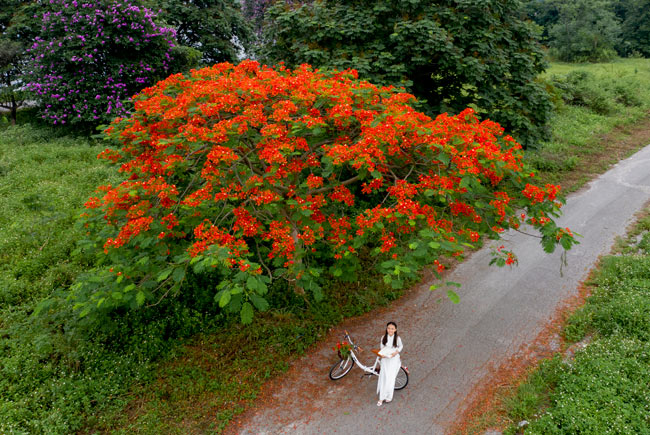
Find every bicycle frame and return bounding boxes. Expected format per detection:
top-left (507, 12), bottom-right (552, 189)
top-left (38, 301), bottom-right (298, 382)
top-left (343, 332), bottom-right (381, 376)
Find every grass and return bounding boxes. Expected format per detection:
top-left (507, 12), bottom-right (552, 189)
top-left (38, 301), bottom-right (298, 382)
top-left (0, 125), bottom-right (152, 434)
top-left (528, 58), bottom-right (650, 191)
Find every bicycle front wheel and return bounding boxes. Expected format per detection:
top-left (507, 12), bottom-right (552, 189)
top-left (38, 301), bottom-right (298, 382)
top-left (329, 358), bottom-right (354, 380)
top-left (394, 367), bottom-right (409, 390)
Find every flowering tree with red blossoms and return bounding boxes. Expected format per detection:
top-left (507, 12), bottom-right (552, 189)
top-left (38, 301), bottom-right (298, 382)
top-left (73, 60), bottom-right (577, 323)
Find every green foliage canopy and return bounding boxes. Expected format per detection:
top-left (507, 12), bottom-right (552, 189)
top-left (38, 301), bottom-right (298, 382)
top-left (260, 0), bottom-right (553, 148)
top-left (614, 0), bottom-right (650, 57)
top-left (524, 0), bottom-right (650, 59)
top-left (547, 0), bottom-right (621, 62)
top-left (152, 0), bottom-right (253, 65)
top-left (0, 0), bottom-right (38, 124)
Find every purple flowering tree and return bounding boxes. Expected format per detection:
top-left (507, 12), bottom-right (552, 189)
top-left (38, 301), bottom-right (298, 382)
top-left (26, 0), bottom-right (177, 127)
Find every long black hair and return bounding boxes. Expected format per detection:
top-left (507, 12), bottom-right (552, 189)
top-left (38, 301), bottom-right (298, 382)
top-left (382, 321), bottom-right (398, 348)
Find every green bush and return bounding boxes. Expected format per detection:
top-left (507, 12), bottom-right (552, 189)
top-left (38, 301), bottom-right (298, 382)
top-left (551, 71), bottom-right (616, 114)
top-left (261, 0), bottom-right (553, 148)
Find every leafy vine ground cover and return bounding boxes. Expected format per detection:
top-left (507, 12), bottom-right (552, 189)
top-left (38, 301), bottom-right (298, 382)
top-left (0, 59), bottom-right (649, 434)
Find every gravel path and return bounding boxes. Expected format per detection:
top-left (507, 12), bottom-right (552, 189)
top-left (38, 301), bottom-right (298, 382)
top-left (229, 144), bottom-right (650, 435)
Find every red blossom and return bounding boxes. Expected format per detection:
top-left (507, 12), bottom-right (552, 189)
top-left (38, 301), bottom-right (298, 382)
top-left (79, 60), bottom-right (575, 318)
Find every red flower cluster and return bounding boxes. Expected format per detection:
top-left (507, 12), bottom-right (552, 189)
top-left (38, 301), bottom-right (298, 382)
top-left (333, 341), bottom-right (352, 359)
top-left (81, 60), bottom-right (575, 315)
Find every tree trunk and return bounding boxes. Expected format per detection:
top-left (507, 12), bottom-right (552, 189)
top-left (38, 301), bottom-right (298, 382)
top-left (10, 93), bottom-right (17, 125)
top-left (291, 226), bottom-right (305, 295)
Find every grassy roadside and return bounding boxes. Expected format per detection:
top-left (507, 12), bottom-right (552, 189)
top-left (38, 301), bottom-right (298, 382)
top-left (530, 59), bottom-right (650, 190)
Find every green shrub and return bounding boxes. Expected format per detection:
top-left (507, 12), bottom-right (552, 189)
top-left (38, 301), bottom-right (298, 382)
top-left (551, 71), bottom-right (616, 115)
top-left (261, 0), bottom-right (553, 148)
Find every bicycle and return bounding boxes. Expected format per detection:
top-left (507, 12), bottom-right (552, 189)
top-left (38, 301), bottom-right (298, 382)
top-left (328, 330), bottom-right (409, 390)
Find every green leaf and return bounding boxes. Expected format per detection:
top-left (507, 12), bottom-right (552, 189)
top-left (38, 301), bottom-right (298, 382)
top-left (136, 291), bottom-right (146, 307)
top-left (219, 290), bottom-right (231, 308)
top-left (447, 290), bottom-right (460, 304)
top-left (429, 284), bottom-right (438, 291)
top-left (428, 242), bottom-right (440, 249)
top-left (249, 293), bottom-right (269, 311)
top-left (437, 153), bottom-right (450, 166)
top-left (247, 276), bottom-right (259, 292)
top-left (332, 268), bottom-right (343, 277)
top-left (445, 281), bottom-right (462, 288)
top-left (157, 268), bottom-right (172, 282)
top-left (137, 256), bottom-right (149, 265)
top-left (240, 302), bottom-right (254, 324)
top-left (257, 280), bottom-right (268, 295)
top-left (172, 267), bottom-right (185, 283)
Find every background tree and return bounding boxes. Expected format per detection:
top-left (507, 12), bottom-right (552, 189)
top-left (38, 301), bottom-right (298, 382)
top-left (260, 0), bottom-right (552, 149)
top-left (152, 0), bottom-right (252, 65)
top-left (242, 0), bottom-right (272, 35)
top-left (613, 0), bottom-right (650, 57)
top-left (25, 0), bottom-right (181, 128)
top-left (0, 0), bottom-right (39, 124)
top-left (548, 0), bottom-right (621, 62)
top-left (69, 61), bottom-right (576, 323)
top-left (0, 39), bottom-right (25, 124)
top-left (522, 0), bottom-right (561, 41)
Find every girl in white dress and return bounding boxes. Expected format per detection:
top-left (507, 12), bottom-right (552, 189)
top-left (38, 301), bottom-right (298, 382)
top-left (377, 321), bottom-right (403, 406)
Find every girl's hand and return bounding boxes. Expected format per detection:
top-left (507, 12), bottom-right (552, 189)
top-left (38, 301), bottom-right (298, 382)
top-left (391, 351), bottom-right (397, 357)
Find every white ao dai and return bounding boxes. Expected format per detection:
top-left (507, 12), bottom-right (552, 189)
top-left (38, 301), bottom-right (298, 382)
top-left (377, 335), bottom-right (403, 402)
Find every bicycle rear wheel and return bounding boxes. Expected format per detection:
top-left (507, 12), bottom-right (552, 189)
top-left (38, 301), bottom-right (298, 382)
top-left (329, 358), bottom-right (354, 380)
top-left (394, 367), bottom-right (409, 390)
